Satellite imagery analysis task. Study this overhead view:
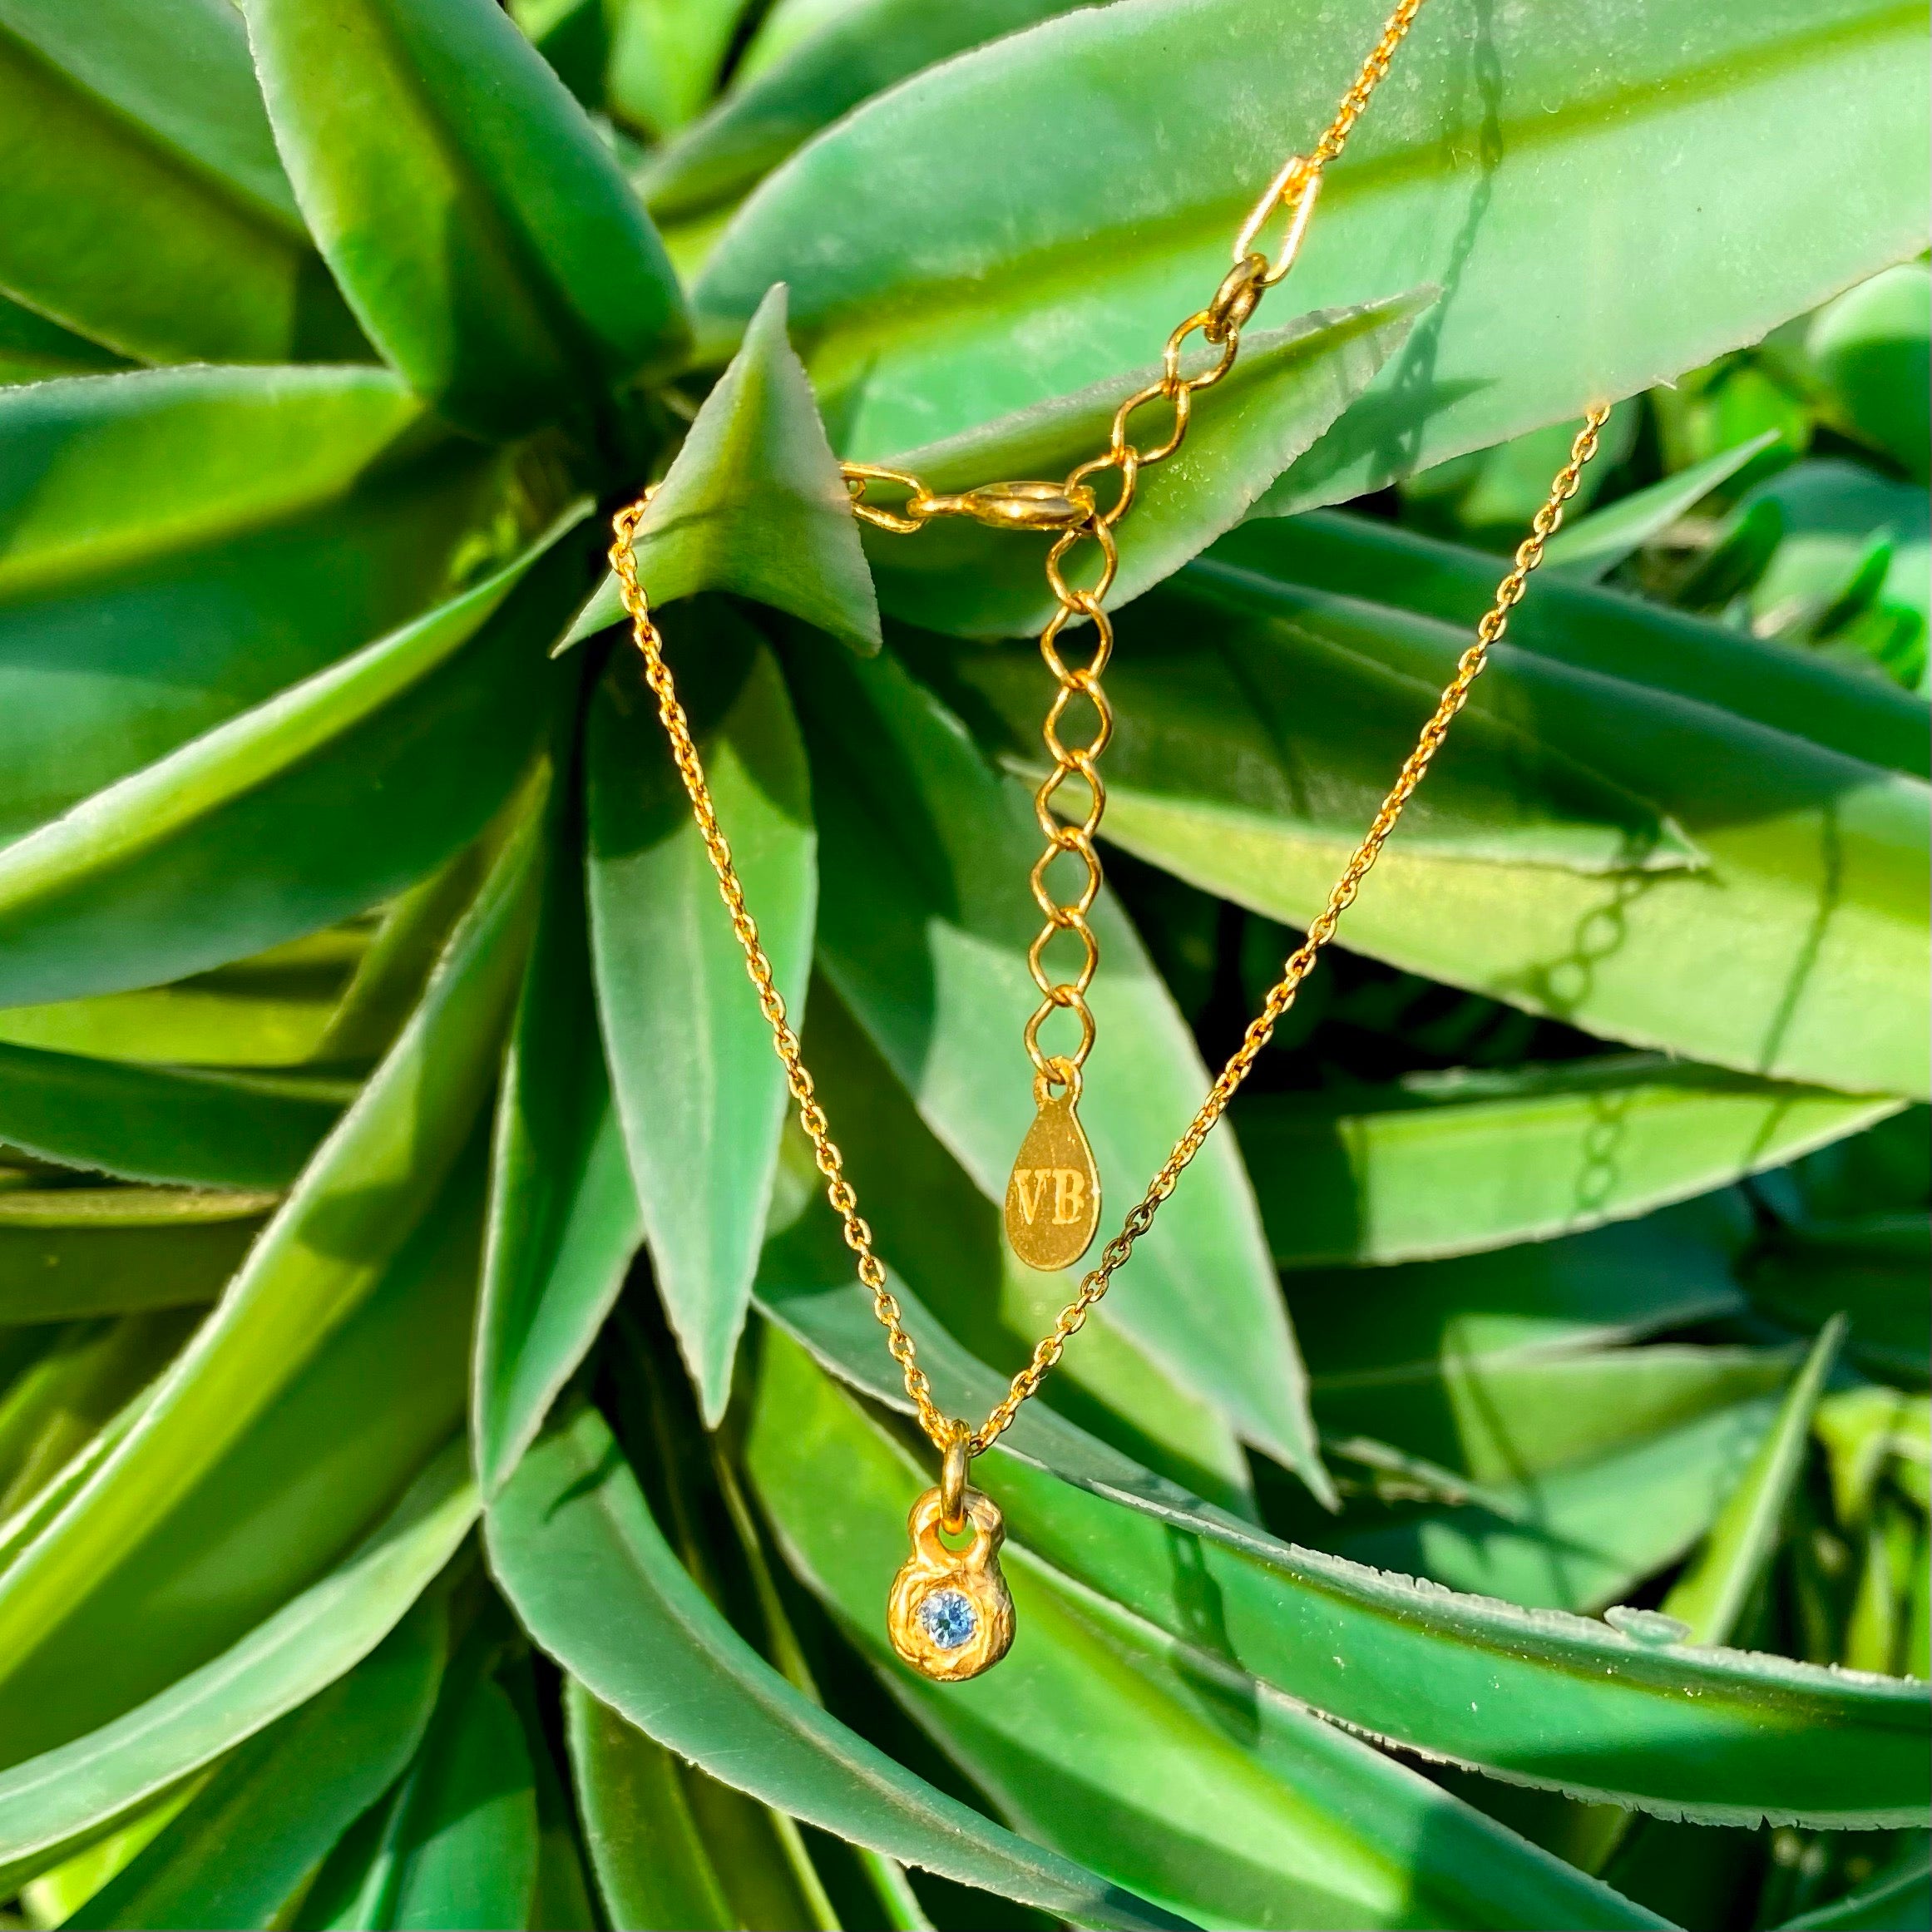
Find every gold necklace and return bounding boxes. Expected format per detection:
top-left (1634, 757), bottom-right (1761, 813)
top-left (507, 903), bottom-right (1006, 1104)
top-left (610, 0), bottom-right (1608, 1683)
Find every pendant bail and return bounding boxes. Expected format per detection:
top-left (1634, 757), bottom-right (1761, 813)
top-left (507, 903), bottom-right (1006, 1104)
top-left (940, 1426), bottom-right (971, 1533)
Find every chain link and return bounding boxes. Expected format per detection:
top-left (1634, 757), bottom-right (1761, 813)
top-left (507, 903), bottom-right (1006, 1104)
top-left (610, 0), bottom-right (1611, 1463)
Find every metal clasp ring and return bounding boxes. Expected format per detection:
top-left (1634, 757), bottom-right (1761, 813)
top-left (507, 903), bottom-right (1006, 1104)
top-left (940, 1426), bottom-right (971, 1533)
top-left (1233, 154), bottom-right (1323, 287)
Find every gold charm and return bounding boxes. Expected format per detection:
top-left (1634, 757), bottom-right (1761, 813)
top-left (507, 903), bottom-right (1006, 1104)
top-left (1004, 1070), bottom-right (1100, 1271)
top-left (887, 1440), bottom-right (1014, 1682)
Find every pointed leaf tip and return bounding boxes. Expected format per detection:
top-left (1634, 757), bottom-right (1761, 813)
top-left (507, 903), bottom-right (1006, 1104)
top-left (625, 283), bottom-right (882, 653)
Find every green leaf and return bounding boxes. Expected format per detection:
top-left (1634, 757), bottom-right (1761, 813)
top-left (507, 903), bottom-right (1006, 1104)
top-left (698, 0), bottom-right (1928, 490)
top-left (606, 0), bottom-right (755, 139)
top-left (1742, 462), bottom-right (1930, 683)
top-left (1235, 1055), bottom-right (1899, 1267)
top-left (642, 0), bottom-right (1082, 220)
top-left (0, 0), bottom-right (366, 364)
top-left (501, 1656), bottom-right (599, 1932)
top-left (0, 298), bottom-right (129, 385)
top-left (0, 365), bottom-right (517, 847)
top-left (789, 636), bottom-right (1322, 1488)
top-left (1074, 554), bottom-right (1930, 1099)
top-left (0, 982), bottom-right (345, 1070)
top-left (66, 1599), bottom-right (445, 1931)
top-left (1746, 1213), bottom-right (1930, 1382)
top-left (858, 293), bottom-right (1430, 638)
top-left (1664, 1320), bottom-right (1847, 1645)
top-left (1316, 1343), bottom-right (1795, 1489)
top-left (586, 620), bottom-right (814, 1425)
top-left (758, 1273), bottom-right (1930, 1826)
top-left (1808, 264), bottom-right (1932, 484)
top-left (0, 1042), bottom-right (343, 1189)
top-left (576, 287), bottom-right (880, 652)
top-left (1777, 1842), bottom-right (1932, 1930)
top-left (0, 521), bottom-right (580, 1009)
top-left (245, 0), bottom-right (688, 441)
top-left (313, 847), bottom-right (497, 1067)
top-left (1325, 1369), bottom-right (1789, 1615)
top-left (1544, 432), bottom-right (1784, 581)
top-left (338, 1668), bottom-right (539, 1931)
top-left (476, 778), bottom-right (643, 1494)
top-left (1292, 1197), bottom-right (1752, 1386)
top-left (0, 798), bottom-right (536, 1764)
top-left (744, 1330), bottom-right (1668, 1932)
top-left (918, 595), bottom-right (1699, 875)
top-left (0, 1443), bottom-right (475, 1896)
top-left (0, 1314), bottom-right (190, 1522)
top-left (0, 1188), bottom-right (275, 1324)
top-left (1229, 509), bottom-right (1931, 783)
top-left (563, 1674), bottom-right (734, 1932)
top-left (483, 1403), bottom-right (1190, 1930)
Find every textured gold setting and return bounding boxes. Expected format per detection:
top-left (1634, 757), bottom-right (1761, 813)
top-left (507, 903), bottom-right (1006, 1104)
top-left (887, 1488), bottom-right (1015, 1682)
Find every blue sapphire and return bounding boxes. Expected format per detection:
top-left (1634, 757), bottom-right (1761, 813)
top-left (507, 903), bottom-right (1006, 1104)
top-left (917, 1587), bottom-right (978, 1652)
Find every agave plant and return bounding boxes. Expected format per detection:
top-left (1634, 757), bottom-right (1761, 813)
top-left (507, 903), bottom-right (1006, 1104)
top-left (0, 0), bottom-right (1927, 1926)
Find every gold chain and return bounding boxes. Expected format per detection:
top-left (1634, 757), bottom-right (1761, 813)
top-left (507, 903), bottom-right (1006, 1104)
top-left (610, 0), bottom-right (1610, 1465)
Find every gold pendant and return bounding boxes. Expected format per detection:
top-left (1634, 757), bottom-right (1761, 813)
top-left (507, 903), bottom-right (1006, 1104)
top-left (1004, 1075), bottom-right (1100, 1271)
top-left (887, 1486), bottom-right (1015, 1682)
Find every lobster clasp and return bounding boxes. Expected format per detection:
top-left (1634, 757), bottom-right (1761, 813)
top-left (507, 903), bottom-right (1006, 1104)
top-left (916, 478), bottom-right (1096, 533)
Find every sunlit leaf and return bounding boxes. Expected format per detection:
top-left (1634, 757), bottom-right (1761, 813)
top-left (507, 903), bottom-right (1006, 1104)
top-left (0, 522), bottom-right (580, 1008)
top-left (1233, 1055), bottom-right (1897, 1267)
top-left (476, 776), bottom-right (642, 1493)
top-left (1062, 551), bottom-right (1930, 1098)
top-left (0, 1444), bottom-right (474, 1895)
top-left (642, 0), bottom-right (1083, 220)
top-left (587, 620), bottom-right (814, 1422)
top-left (0, 365), bottom-right (515, 847)
top-left (0, 800), bottom-right (536, 1762)
top-left (1545, 431), bottom-right (1782, 581)
top-left (66, 1598), bottom-right (445, 1931)
top-left (0, 0), bottom-right (365, 363)
top-left (0, 1188), bottom-right (274, 1324)
top-left (571, 286), bottom-right (880, 652)
top-left (245, 0), bottom-right (688, 440)
top-left (1232, 508), bottom-right (1930, 781)
top-left (606, 0), bottom-right (755, 138)
top-left (1668, 1321), bottom-right (1847, 1644)
top-left (0, 1043), bottom-right (341, 1189)
top-left (699, 0), bottom-right (1927, 492)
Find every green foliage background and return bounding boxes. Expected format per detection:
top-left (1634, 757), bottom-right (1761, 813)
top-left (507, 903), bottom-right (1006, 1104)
top-left (0, 0), bottom-right (1927, 1927)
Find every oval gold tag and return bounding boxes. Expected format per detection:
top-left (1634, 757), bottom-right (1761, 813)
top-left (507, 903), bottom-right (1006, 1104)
top-left (1004, 1090), bottom-right (1100, 1270)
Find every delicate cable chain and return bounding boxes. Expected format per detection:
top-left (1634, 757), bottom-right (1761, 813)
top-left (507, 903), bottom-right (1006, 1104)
top-left (610, 505), bottom-right (953, 1451)
top-left (609, 0), bottom-right (1608, 1463)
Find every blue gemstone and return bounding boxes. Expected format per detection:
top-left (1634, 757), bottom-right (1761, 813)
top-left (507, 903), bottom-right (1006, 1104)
top-left (917, 1587), bottom-right (978, 1652)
